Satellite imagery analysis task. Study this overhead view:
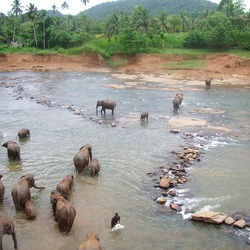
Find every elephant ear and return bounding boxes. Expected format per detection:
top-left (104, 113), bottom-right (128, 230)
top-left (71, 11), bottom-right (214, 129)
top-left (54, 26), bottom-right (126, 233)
top-left (95, 233), bottom-right (100, 241)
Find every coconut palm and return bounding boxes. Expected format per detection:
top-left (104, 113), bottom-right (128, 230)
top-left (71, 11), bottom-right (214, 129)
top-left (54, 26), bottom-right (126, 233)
top-left (80, 0), bottom-right (89, 5)
top-left (26, 3), bottom-right (38, 48)
top-left (52, 4), bottom-right (57, 15)
top-left (61, 1), bottom-right (69, 11)
top-left (11, 0), bottom-right (23, 42)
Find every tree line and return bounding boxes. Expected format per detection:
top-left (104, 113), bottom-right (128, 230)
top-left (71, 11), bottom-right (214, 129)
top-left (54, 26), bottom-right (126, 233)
top-left (0, 0), bottom-right (249, 57)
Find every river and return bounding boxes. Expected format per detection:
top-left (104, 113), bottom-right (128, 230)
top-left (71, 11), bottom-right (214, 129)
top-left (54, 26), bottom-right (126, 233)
top-left (0, 71), bottom-right (249, 250)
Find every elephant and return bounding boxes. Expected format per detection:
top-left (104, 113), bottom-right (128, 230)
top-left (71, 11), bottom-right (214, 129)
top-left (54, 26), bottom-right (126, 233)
top-left (96, 99), bottom-right (116, 115)
top-left (78, 232), bottom-right (102, 250)
top-left (205, 78), bottom-right (212, 89)
top-left (172, 94), bottom-right (183, 113)
top-left (73, 144), bottom-right (92, 173)
top-left (89, 158), bottom-right (101, 176)
top-left (11, 174), bottom-right (45, 211)
top-left (24, 200), bottom-right (37, 220)
top-left (56, 174), bottom-right (74, 198)
top-left (2, 140), bottom-right (20, 160)
top-left (17, 128), bottom-right (30, 139)
top-left (50, 190), bottom-right (76, 234)
top-left (140, 112), bottom-right (149, 122)
top-left (0, 218), bottom-right (18, 250)
top-left (0, 175), bottom-right (5, 203)
top-left (175, 93), bottom-right (184, 105)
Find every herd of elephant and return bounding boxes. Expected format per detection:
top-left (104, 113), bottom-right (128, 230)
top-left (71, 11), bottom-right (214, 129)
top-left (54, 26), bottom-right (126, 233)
top-left (0, 79), bottom-right (212, 249)
top-left (1, 129), bottom-right (102, 250)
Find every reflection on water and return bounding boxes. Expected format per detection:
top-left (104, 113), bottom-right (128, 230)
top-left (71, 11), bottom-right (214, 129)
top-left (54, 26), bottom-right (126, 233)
top-left (0, 71), bottom-right (249, 250)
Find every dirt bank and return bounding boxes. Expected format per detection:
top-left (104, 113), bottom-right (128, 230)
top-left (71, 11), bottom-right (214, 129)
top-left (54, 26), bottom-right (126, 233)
top-left (0, 52), bottom-right (250, 85)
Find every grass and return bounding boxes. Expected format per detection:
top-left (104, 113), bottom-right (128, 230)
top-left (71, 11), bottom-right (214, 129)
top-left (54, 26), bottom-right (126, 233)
top-left (166, 59), bottom-right (207, 69)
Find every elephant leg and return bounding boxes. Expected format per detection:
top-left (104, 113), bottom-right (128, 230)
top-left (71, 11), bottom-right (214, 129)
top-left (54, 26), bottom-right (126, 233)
top-left (11, 188), bottom-right (21, 211)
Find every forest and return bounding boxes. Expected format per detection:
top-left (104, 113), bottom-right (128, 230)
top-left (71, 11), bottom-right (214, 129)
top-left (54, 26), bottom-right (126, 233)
top-left (0, 0), bottom-right (249, 59)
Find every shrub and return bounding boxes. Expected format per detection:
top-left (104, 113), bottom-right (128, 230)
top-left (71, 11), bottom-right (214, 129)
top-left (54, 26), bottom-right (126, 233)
top-left (183, 30), bottom-right (206, 48)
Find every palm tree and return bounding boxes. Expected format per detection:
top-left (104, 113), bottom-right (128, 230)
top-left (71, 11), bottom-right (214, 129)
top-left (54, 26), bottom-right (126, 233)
top-left (52, 4), bottom-right (57, 15)
top-left (61, 1), bottom-right (69, 11)
top-left (11, 0), bottom-right (23, 43)
top-left (105, 13), bottom-right (120, 40)
top-left (131, 6), bottom-right (151, 34)
top-left (26, 3), bottom-right (38, 48)
top-left (80, 0), bottom-right (89, 5)
top-left (155, 11), bottom-right (171, 33)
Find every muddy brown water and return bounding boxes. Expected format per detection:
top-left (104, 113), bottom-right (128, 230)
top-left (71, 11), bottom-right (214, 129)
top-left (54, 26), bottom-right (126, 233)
top-left (0, 71), bottom-right (249, 250)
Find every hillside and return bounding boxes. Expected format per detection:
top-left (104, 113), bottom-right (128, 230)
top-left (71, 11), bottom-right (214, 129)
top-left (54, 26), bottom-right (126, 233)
top-left (82, 0), bottom-right (218, 20)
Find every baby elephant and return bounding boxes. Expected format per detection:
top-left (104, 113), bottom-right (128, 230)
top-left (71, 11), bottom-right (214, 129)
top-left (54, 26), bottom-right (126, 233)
top-left (78, 232), bottom-right (102, 250)
top-left (50, 191), bottom-right (76, 234)
top-left (0, 218), bottom-right (18, 250)
top-left (56, 174), bottom-right (74, 198)
top-left (140, 112), bottom-right (149, 122)
top-left (89, 158), bottom-right (101, 176)
top-left (2, 140), bottom-right (20, 160)
top-left (172, 93), bottom-right (184, 113)
top-left (17, 128), bottom-right (30, 139)
top-left (205, 78), bottom-right (212, 89)
top-left (25, 200), bottom-right (37, 220)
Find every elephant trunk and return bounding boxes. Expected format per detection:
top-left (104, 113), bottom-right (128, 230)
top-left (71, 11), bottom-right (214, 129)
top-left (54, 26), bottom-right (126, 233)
top-left (12, 231), bottom-right (18, 249)
top-left (33, 184), bottom-right (45, 190)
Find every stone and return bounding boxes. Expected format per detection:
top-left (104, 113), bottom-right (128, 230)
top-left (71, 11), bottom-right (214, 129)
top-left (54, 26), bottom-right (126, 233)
top-left (233, 219), bottom-right (246, 228)
top-left (74, 109), bottom-right (81, 115)
top-left (170, 203), bottom-right (182, 212)
top-left (111, 122), bottom-right (116, 127)
top-left (224, 216), bottom-right (235, 225)
top-left (191, 211), bottom-right (228, 224)
top-left (159, 177), bottom-right (170, 189)
top-left (156, 197), bottom-right (167, 204)
top-left (170, 128), bottom-right (180, 133)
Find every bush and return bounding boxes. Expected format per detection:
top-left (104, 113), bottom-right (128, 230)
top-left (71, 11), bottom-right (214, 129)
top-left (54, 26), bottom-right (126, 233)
top-left (183, 30), bottom-right (206, 48)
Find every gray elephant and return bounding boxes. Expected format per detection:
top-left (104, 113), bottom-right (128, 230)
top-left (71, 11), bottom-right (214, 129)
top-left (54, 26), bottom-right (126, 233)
top-left (17, 128), bottom-right (30, 139)
top-left (2, 140), bottom-right (20, 160)
top-left (0, 175), bottom-right (5, 203)
top-left (78, 232), bottom-right (102, 250)
top-left (89, 158), bottom-right (101, 176)
top-left (0, 218), bottom-right (18, 250)
top-left (172, 93), bottom-right (184, 113)
top-left (140, 112), bottom-right (149, 122)
top-left (205, 78), bottom-right (212, 89)
top-left (56, 174), bottom-right (74, 198)
top-left (96, 99), bottom-right (116, 115)
top-left (11, 174), bottom-right (45, 211)
top-left (73, 144), bottom-right (92, 173)
top-left (50, 190), bottom-right (76, 234)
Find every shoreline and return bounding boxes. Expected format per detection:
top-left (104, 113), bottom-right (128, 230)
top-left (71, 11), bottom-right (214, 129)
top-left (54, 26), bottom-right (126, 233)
top-left (0, 53), bottom-right (250, 87)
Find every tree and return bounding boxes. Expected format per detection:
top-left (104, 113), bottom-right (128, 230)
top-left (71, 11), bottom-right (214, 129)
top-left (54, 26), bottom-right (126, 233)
top-left (131, 6), bottom-right (152, 34)
top-left (52, 4), bottom-right (57, 15)
top-left (26, 3), bottom-right (38, 48)
top-left (105, 13), bottom-right (120, 40)
top-left (11, 0), bottom-right (23, 42)
top-left (61, 1), bottom-right (69, 11)
top-left (118, 26), bottom-right (146, 54)
top-left (80, 0), bottom-right (89, 5)
top-left (154, 11), bottom-right (171, 33)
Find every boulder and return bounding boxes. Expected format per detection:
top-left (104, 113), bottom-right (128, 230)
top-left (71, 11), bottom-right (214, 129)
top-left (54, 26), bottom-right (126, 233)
top-left (170, 203), bottom-right (182, 212)
top-left (159, 177), bottom-right (170, 189)
top-left (224, 216), bottom-right (235, 225)
top-left (191, 211), bottom-right (228, 224)
top-left (233, 219), bottom-right (246, 228)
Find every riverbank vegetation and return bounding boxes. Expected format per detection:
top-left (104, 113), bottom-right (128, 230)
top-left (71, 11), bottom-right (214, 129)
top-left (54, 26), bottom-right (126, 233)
top-left (0, 0), bottom-right (250, 60)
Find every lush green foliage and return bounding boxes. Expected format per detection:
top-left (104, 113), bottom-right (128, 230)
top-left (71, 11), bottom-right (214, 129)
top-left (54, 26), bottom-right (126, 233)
top-left (0, 0), bottom-right (249, 57)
